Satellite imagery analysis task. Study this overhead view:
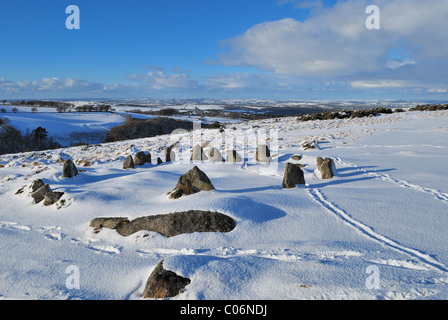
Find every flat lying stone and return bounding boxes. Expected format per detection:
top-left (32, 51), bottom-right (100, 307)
top-left (89, 217), bottom-right (130, 230)
top-left (115, 210), bottom-right (236, 237)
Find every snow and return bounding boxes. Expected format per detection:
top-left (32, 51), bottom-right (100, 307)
top-left (0, 109), bottom-right (126, 146)
top-left (1, 109), bottom-right (448, 300)
top-left (1, 105), bottom-right (242, 147)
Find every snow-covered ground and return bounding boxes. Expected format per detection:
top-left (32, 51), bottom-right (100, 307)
top-left (0, 109), bottom-right (447, 300)
top-left (0, 105), bottom-right (241, 147)
top-left (0, 108), bottom-right (125, 147)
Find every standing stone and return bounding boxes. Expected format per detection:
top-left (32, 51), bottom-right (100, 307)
top-left (165, 146), bottom-right (175, 162)
top-left (123, 155), bottom-right (135, 169)
top-left (134, 151), bottom-right (151, 166)
top-left (169, 166), bottom-right (214, 199)
top-left (142, 260), bottom-right (191, 299)
top-left (62, 159), bottom-right (78, 178)
top-left (208, 147), bottom-right (224, 162)
top-left (190, 145), bottom-right (208, 161)
top-left (255, 144), bottom-right (271, 163)
top-left (282, 163), bottom-right (306, 188)
top-left (317, 157), bottom-right (335, 179)
top-left (226, 150), bottom-right (243, 163)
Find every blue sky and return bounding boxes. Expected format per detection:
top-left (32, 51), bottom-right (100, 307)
top-left (0, 0), bottom-right (447, 100)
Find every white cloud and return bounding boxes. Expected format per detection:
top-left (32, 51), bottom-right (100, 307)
top-left (350, 80), bottom-right (412, 89)
top-left (427, 88), bottom-right (447, 93)
top-left (0, 77), bottom-right (116, 98)
top-left (0, 77), bottom-right (103, 93)
top-left (205, 72), bottom-right (270, 90)
top-left (217, 0), bottom-right (448, 82)
top-left (127, 67), bottom-right (198, 90)
top-left (278, 0), bottom-right (324, 11)
top-left (386, 59), bottom-right (416, 70)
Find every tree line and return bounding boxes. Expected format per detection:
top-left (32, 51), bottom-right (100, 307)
top-left (0, 119), bottom-right (61, 155)
top-left (1, 100), bottom-right (112, 113)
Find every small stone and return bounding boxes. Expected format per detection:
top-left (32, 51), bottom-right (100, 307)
top-left (302, 141), bottom-right (317, 150)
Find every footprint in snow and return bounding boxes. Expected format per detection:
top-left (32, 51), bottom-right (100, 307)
top-left (70, 237), bottom-right (122, 256)
top-left (39, 226), bottom-right (65, 241)
top-left (0, 221), bottom-right (32, 231)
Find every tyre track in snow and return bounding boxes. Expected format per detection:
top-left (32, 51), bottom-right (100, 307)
top-left (307, 188), bottom-right (448, 273)
top-left (333, 157), bottom-right (448, 205)
top-left (240, 161), bottom-right (448, 273)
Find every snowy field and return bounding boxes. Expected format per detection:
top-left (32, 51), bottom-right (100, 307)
top-left (0, 106), bottom-right (125, 146)
top-left (0, 108), bottom-right (447, 300)
top-left (0, 105), bottom-right (241, 147)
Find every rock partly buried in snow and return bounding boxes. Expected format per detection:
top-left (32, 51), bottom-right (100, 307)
top-left (302, 141), bottom-right (317, 150)
top-left (282, 163), bottom-right (306, 188)
top-left (317, 157), bottom-right (335, 179)
top-left (30, 183), bottom-right (52, 204)
top-left (255, 144), bottom-right (272, 163)
top-left (44, 191), bottom-right (65, 206)
top-left (62, 159), bottom-right (78, 178)
top-left (291, 155), bottom-right (302, 161)
top-left (134, 151), bottom-right (151, 166)
top-left (123, 155), bottom-right (135, 169)
top-left (208, 147), bottom-right (224, 162)
top-left (190, 144), bottom-right (208, 161)
top-left (89, 217), bottom-right (130, 233)
top-left (226, 150), bottom-right (243, 163)
top-left (116, 210), bottom-right (236, 237)
top-left (31, 179), bottom-right (45, 192)
top-left (169, 166), bottom-right (214, 199)
top-left (142, 260), bottom-right (191, 299)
